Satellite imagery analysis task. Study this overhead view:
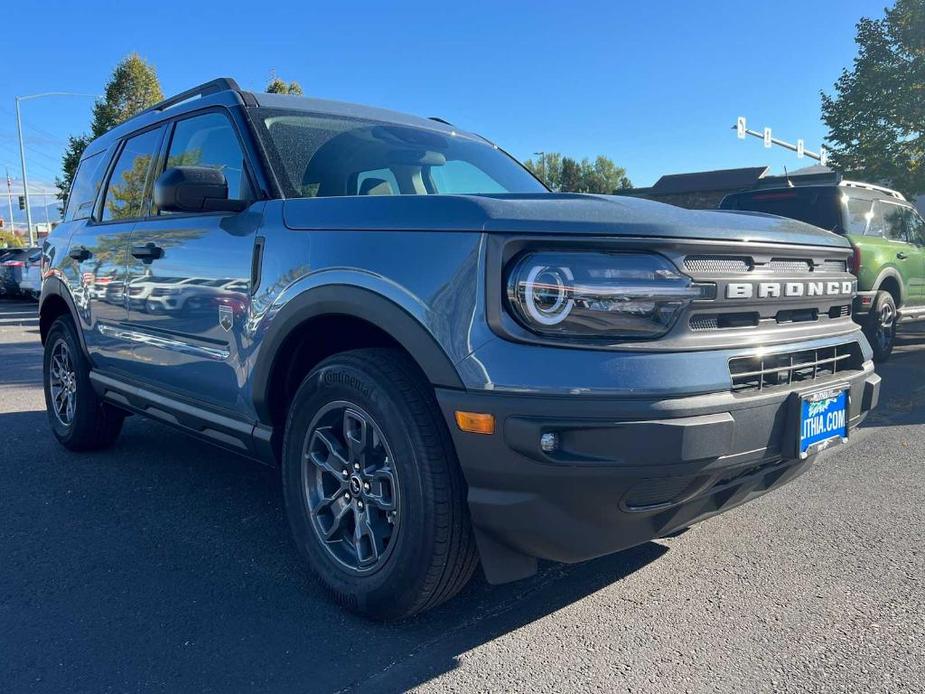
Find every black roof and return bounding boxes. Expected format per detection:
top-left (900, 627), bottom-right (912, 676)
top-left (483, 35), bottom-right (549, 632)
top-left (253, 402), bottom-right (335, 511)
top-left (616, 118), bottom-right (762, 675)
top-left (647, 166), bottom-right (770, 195)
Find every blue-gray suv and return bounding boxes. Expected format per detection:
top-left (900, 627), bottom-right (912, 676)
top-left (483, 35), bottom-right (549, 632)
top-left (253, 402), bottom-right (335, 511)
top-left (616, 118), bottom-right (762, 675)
top-left (39, 78), bottom-right (881, 619)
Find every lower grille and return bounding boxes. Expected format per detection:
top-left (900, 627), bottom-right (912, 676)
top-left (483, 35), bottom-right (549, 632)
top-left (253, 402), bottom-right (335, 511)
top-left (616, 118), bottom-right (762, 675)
top-left (729, 342), bottom-right (864, 393)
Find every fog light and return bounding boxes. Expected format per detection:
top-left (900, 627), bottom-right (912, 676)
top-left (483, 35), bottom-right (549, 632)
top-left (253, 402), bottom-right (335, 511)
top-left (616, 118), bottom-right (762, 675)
top-left (540, 432), bottom-right (559, 453)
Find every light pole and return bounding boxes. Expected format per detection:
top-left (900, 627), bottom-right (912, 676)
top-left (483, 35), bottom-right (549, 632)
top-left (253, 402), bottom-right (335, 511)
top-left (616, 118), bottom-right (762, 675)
top-left (15, 92), bottom-right (99, 246)
top-left (533, 151), bottom-right (546, 185)
top-left (4, 168), bottom-right (14, 236)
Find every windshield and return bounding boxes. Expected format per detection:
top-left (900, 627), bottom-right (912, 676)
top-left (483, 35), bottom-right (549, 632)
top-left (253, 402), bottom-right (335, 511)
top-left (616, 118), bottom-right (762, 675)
top-left (253, 108), bottom-right (546, 199)
top-left (721, 188), bottom-right (842, 232)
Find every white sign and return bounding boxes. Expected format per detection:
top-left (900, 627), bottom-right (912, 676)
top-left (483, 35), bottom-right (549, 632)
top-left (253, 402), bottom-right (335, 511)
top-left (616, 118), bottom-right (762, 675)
top-left (820, 146), bottom-right (828, 166)
top-left (797, 139), bottom-right (805, 158)
top-left (763, 128), bottom-right (772, 148)
top-left (737, 116), bottom-right (747, 140)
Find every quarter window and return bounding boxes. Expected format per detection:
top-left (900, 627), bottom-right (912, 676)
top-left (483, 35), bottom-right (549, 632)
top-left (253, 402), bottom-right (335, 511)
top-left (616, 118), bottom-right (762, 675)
top-left (65, 151), bottom-right (107, 221)
top-left (843, 197), bottom-right (874, 236)
top-left (163, 112), bottom-right (252, 207)
top-left (101, 129), bottom-right (163, 222)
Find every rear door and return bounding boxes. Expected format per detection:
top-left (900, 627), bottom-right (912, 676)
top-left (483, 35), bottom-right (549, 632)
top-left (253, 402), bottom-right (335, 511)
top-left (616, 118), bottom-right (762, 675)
top-left (65, 126), bottom-right (165, 372)
top-left (121, 109), bottom-right (261, 411)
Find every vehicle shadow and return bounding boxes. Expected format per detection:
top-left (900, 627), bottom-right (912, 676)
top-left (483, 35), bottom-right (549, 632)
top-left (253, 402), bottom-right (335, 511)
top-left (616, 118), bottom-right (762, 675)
top-left (861, 325), bottom-right (925, 429)
top-left (0, 408), bottom-right (667, 693)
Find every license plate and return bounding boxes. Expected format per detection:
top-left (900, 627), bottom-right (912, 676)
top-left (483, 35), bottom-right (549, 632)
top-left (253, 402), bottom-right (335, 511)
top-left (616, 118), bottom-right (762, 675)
top-left (798, 386), bottom-right (848, 458)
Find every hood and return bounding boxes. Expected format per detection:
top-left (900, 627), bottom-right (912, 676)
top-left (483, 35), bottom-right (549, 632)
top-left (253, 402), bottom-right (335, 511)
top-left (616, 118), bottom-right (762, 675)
top-left (282, 192), bottom-right (850, 248)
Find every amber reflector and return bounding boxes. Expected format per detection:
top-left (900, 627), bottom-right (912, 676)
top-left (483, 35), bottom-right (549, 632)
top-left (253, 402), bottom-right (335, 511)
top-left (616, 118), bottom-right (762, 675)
top-left (454, 411), bottom-right (495, 435)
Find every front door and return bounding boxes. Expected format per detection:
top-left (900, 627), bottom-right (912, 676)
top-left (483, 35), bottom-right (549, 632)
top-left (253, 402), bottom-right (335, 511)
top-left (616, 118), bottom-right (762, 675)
top-left (122, 110), bottom-right (261, 411)
top-left (903, 208), bottom-right (925, 303)
top-left (877, 200), bottom-right (925, 305)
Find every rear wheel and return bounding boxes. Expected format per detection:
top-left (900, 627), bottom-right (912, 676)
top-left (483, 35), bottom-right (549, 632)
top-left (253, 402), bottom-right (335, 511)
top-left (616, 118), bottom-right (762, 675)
top-left (864, 290), bottom-right (896, 363)
top-left (43, 316), bottom-right (125, 451)
top-left (282, 348), bottom-right (478, 620)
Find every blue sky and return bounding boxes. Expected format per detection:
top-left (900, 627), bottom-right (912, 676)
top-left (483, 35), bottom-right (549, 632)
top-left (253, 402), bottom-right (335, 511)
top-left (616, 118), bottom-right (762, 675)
top-left (1, 0), bottom-right (884, 216)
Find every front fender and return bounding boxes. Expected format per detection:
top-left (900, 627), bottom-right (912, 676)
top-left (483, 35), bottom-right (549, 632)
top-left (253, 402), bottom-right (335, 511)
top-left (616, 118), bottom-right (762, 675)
top-left (249, 280), bottom-right (466, 424)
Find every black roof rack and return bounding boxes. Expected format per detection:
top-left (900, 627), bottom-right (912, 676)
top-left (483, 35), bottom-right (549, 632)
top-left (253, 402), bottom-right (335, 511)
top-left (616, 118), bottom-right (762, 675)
top-left (429, 116), bottom-right (454, 126)
top-left (139, 77), bottom-right (241, 116)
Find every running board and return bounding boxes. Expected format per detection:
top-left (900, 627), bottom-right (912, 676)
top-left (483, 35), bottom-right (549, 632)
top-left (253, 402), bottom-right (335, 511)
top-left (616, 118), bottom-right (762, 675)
top-left (898, 306), bottom-right (925, 323)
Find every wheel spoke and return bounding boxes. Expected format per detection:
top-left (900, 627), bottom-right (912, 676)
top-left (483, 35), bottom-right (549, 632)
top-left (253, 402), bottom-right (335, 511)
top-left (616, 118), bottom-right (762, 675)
top-left (318, 498), bottom-right (351, 541)
top-left (307, 429), bottom-right (350, 479)
top-left (343, 409), bottom-right (368, 467)
top-left (365, 465), bottom-right (397, 512)
top-left (353, 513), bottom-right (380, 566)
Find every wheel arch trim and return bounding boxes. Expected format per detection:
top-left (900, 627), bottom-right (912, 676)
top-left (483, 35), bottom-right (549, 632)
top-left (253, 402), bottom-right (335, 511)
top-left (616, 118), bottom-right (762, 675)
top-left (39, 276), bottom-right (91, 359)
top-left (251, 284), bottom-right (465, 425)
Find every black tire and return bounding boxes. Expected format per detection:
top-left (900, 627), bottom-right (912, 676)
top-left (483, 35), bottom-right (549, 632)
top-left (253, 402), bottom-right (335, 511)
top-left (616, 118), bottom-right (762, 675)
top-left (43, 316), bottom-right (125, 451)
top-left (863, 290), bottom-right (897, 363)
top-left (282, 348), bottom-right (478, 620)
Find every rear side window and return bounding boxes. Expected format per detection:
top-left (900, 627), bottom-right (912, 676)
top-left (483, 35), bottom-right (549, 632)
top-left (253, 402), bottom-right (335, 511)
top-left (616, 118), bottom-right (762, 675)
top-left (843, 197), bottom-right (875, 235)
top-left (65, 151), bottom-right (107, 221)
top-left (722, 189), bottom-right (842, 232)
top-left (101, 128), bottom-right (163, 222)
top-left (163, 112), bottom-right (253, 205)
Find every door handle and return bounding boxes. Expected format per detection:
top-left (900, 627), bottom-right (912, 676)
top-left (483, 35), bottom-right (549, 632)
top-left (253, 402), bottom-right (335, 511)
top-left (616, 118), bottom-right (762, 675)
top-left (131, 242), bottom-right (164, 263)
top-left (68, 246), bottom-right (90, 262)
top-left (897, 251), bottom-right (908, 260)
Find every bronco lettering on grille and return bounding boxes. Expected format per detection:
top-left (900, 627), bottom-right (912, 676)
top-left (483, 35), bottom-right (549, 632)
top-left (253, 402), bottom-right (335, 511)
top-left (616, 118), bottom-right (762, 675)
top-left (725, 280), bottom-right (855, 299)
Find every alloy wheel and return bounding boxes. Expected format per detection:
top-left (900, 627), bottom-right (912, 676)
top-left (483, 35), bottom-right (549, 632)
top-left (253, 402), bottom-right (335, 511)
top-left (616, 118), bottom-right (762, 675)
top-left (49, 339), bottom-right (77, 427)
top-left (301, 401), bottom-right (400, 574)
top-left (875, 302), bottom-right (895, 351)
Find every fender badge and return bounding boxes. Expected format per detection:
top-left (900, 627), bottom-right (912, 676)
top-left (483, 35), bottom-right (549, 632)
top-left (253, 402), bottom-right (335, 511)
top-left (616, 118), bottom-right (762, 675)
top-left (218, 305), bottom-right (233, 332)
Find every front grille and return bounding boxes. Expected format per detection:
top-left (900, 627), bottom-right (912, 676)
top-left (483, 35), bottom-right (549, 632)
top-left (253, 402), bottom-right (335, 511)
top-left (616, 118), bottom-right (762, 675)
top-left (690, 312), bottom-right (759, 331)
top-left (769, 258), bottom-right (812, 273)
top-left (729, 342), bottom-right (864, 393)
top-left (684, 256), bottom-right (751, 273)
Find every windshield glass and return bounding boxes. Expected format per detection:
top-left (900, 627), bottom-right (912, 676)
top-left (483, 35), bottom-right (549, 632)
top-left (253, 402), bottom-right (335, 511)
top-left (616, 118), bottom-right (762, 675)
top-left (253, 108), bottom-right (545, 199)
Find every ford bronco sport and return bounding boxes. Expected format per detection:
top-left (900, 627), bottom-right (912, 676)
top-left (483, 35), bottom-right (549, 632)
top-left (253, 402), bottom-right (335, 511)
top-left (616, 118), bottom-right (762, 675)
top-left (40, 79), bottom-right (880, 619)
top-left (721, 178), bottom-right (925, 362)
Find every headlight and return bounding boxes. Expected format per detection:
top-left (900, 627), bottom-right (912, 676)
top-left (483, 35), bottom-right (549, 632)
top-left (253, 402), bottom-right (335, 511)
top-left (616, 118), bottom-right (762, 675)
top-left (506, 251), bottom-right (700, 339)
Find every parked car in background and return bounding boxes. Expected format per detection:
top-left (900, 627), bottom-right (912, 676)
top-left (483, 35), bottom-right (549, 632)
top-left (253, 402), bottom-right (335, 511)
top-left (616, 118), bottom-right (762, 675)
top-left (721, 179), bottom-right (925, 361)
top-left (17, 248), bottom-right (44, 299)
top-left (0, 247), bottom-right (41, 298)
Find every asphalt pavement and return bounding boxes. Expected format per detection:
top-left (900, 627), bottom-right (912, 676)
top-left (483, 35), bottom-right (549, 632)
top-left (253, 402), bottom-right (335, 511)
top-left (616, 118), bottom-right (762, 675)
top-left (1, 298), bottom-right (923, 693)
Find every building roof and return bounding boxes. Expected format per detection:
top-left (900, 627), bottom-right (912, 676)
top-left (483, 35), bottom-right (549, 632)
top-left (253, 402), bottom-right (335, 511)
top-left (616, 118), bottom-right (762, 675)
top-left (647, 166), bottom-right (770, 195)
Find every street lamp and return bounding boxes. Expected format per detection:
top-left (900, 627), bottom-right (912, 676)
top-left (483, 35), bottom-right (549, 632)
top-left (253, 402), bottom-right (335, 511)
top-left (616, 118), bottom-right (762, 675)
top-left (15, 91), bottom-right (98, 245)
top-left (533, 151), bottom-right (546, 185)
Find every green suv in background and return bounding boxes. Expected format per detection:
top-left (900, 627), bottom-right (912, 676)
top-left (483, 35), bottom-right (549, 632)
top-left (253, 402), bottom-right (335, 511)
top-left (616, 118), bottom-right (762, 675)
top-left (722, 179), bottom-right (925, 362)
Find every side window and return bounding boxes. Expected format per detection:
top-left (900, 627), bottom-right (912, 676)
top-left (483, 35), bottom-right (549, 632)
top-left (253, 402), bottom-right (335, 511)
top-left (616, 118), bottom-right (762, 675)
top-left (843, 197), bottom-right (874, 236)
top-left (427, 160), bottom-right (507, 194)
top-left (355, 168), bottom-right (400, 195)
top-left (163, 112), bottom-right (253, 208)
top-left (908, 211), bottom-right (925, 246)
top-left (101, 129), bottom-right (163, 222)
top-left (879, 202), bottom-right (908, 242)
top-left (65, 151), bottom-right (107, 221)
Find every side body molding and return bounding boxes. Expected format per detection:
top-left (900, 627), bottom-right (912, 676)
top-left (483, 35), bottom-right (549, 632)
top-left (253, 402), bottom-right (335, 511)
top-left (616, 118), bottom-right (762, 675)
top-left (250, 284), bottom-right (466, 425)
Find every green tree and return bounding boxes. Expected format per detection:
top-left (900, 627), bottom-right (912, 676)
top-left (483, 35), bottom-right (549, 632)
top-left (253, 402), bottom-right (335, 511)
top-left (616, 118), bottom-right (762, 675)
top-left (0, 230), bottom-right (25, 248)
top-left (524, 152), bottom-right (632, 193)
top-left (266, 74), bottom-right (303, 96)
top-left (57, 54), bottom-right (164, 211)
top-left (821, 0), bottom-right (925, 197)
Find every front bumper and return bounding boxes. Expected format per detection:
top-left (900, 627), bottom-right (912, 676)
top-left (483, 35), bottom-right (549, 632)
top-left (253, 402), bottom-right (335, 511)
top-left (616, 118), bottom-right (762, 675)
top-left (436, 363), bottom-right (880, 584)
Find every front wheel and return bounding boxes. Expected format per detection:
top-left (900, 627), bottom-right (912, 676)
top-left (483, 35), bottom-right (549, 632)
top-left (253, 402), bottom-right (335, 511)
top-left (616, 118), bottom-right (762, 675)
top-left (281, 348), bottom-right (478, 620)
top-left (863, 290), bottom-right (897, 363)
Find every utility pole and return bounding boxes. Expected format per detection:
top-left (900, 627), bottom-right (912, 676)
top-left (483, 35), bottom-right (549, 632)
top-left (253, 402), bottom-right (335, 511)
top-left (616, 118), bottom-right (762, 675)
top-left (533, 151), bottom-right (546, 186)
top-left (15, 97), bottom-right (34, 245)
top-left (14, 91), bottom-right (100, 247)
top-left (42, 189), bottom-right (51, 232)
top-left (4, 169), bottom-right (14, 236)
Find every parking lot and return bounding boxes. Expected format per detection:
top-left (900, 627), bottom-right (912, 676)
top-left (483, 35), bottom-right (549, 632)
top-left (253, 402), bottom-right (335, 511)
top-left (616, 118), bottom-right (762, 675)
top-left (1, 298), bottom-right (923, 693)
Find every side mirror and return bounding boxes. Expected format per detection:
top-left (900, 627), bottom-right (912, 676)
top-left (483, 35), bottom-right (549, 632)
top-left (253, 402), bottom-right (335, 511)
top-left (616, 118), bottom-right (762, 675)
top-left (154, 166), bottom-right (248, 214)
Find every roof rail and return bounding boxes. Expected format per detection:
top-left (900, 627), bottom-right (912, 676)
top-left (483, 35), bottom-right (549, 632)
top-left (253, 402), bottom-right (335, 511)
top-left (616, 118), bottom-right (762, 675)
top-left (839, 179), bottom-right (906, 201)
top-left (139, 77), bottom-right (241, 116)
top-left (429, 116), bottom-right (454, 126)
